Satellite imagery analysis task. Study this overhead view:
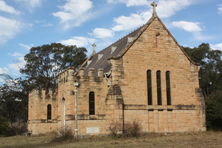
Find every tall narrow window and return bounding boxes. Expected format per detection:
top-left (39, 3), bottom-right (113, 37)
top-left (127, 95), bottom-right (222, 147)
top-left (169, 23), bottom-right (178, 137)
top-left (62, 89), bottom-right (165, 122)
top-left (156, 33), bottom-right (160, 49)
top-left (89, 92), bottom-right (95, 115)
top-left (156, 36), bottom-right (158, 49)
top-left (166, 71), bottom-right (171, 105)
top-left (47, 104), bottom-right (51, 120)
top-left (156, 70), bottom-right (162, 105)
top-left (147, 70), bottom-right (152, 105)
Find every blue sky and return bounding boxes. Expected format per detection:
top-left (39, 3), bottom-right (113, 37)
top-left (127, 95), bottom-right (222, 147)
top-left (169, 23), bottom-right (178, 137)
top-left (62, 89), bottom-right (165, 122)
top-left (0, 0), bottom-right (222, 78)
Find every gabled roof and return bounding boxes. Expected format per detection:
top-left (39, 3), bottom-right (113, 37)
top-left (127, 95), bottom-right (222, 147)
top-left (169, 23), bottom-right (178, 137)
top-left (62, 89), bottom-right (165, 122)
top-left (74, 14), bottom-right (199, 77)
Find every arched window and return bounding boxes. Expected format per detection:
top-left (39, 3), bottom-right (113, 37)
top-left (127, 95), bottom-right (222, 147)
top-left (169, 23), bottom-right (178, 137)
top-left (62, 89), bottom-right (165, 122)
top-left (47, 104), bottom-right (52, 120)
top-left (156, 70), bottom-right (162, 105)
top-left (89, 92), bottom-right (95, 115)
top-left (147, 70), bottom-right (152, 105)
top-left (166, 71), bottom-right (171, 105)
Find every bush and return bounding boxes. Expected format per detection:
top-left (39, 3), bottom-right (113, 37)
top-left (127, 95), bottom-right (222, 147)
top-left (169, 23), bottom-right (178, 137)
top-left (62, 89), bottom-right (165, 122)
top-left (0, 115), bottom-right (10, 136)
top-left (108, 120), bottom-right (141, 138)
top-left (108, 121), bottom-right (121, 137)
top-left (11, 123), bottom-right (28, 135)
top-left (52, 126), bottom-right (77, 142)
top-left (123, 120), bottom-right (141, 137)
top-left (206, 91), bottom-right (222, 131)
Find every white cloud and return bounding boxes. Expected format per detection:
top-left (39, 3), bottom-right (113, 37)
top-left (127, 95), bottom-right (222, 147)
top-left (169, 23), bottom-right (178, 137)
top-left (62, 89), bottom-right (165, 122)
top-left (0, 0), bottom-right (20, 14)
top-left (8, 52), bottom-right (23, 57)
top-left (157, 0), bottom-right (191, 18)
top-left (14, 0), bottom-right (42, 12)
top-left (107, 0), bottom-right (151, 7)
top-left (210, 43), bottom-right (222, 51)
top-left (8, 57), bottom-right (25, 73)
top-left (92, 28), bottom-right (114, 38)
top-left (52, 0), bottom-right (93, 30)
top-left (0, 67), bottom-right (8, 74)
top-left (108, 0), bottom-right (193, 18)
top-left (171, 21), bottom-right (209, 40)
top-left (218, 4), bottom-right (222, 14)
top-left (19, 43), bottom-right (33, 50)
top-left (112, 11), bottom-right (151, 31)
top-left (58, 36), bottom-right (95, 47)
top-left (108, 0), bottom-right (195, 32)
top-left (0, 16), bottom-right (21, 44)
top-left (172, 21), bottom-right (202, 32)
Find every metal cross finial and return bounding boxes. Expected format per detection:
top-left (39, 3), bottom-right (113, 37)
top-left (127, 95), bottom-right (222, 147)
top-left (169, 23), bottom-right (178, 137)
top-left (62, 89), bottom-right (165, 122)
top-left (92, 43), bottom-right (96, 54)
top-left (151, 1), bottom-right (157, 16)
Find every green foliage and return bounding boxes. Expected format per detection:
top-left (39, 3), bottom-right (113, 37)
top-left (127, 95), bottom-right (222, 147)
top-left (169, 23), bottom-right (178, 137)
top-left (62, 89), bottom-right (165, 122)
top-left (183, 43), bottom-right (210, 64)
top-left (0, 114), bottom-right (10, 136)
top-left (0, 76), bottom-right (33, 124)
top-left (182, 43), bottom-right (222, 130)
top-left (59, 46), bottom-right (87, 70)
top-left (182, 43), bottom-right (222, 98)
top-left (206, 91), bottom-right (222, 130)
top-left (0, 43), bottom-right (87, 136)
top-left (20, 43), bottom-right (87, 93)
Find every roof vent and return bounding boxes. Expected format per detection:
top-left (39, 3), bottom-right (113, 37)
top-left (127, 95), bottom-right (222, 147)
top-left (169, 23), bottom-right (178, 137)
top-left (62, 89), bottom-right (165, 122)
top-left (98, 54), bottom-right (103, 61)
top-left (87, 60), bottom-right (92, 66)
top-left (127, 37), bottom-right (135, 44)
top-left (111, 46), bottom-right (117, 54)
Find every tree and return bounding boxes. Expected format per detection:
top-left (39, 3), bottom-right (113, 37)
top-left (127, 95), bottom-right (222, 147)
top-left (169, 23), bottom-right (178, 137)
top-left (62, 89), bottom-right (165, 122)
top-left (0, 43), bottom-right (87, 136)
top-left (205, 91), bottom-right (222, 130)
top-left (20, 43), bottom-right (87, 93)
top-left (182, 43), bottom-right (222, 98)
top-left (59, 45), bottom-right (87, 70)
top-left (183, 43), bottom-right (222, 130)
top-left (0, 114), bottom-right (10, 136)
top-left (0, 75), bottom-right (33, 125)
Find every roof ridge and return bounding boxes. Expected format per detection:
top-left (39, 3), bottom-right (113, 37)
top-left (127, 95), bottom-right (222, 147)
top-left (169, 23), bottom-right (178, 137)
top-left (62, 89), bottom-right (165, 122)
top-left (96, 25), bottom-right (145, 55)
top-left (109, 15), bottom-right (156, 59)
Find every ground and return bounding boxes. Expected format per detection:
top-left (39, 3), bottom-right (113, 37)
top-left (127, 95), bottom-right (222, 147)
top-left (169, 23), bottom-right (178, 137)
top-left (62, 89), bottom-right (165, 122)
top-left (0, 131), bottom-right (222, 148)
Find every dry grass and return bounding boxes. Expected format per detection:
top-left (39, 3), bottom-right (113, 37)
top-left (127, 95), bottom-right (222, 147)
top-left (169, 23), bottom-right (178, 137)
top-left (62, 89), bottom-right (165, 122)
top-left (1, 131), bottom-right (222, 148)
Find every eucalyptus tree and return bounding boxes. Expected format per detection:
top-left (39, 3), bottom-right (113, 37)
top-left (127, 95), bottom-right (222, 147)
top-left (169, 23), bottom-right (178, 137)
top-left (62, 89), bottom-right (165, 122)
top-left (20, 43), bottom-right (87, 93)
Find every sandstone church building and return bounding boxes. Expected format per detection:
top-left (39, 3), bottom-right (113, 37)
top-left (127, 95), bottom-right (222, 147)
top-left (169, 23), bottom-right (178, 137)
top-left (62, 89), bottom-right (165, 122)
top-left (28, 2), bottom-right (206, 135)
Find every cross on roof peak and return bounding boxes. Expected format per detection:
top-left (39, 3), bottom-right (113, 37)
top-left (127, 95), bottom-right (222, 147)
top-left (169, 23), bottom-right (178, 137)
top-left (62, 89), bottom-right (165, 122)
top-left (92, 43), bottom-right (96, 54)
top-left (151, 1), bottom-right (157, 16)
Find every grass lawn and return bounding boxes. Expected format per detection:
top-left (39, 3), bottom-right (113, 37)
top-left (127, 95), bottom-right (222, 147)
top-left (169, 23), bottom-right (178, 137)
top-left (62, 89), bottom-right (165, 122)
top-left (0, 131), bottom-right (222, 148)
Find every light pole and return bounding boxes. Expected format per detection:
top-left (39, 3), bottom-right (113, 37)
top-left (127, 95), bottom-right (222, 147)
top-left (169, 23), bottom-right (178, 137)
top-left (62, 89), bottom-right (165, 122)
top-left (74, 81), bottom-right (79, 138)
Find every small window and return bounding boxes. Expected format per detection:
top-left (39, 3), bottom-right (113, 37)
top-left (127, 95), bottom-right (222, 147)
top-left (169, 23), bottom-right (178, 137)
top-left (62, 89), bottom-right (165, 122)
top-left (166, 71), bottom-right (171, 105)
top-left (147, 70), bottom-right (152, 105)
top-left (89, 92), bottom-right (95, 115)
top-left (47, 104), bottom-right (52, 120)
top-left (156, 70), bottom-right (162, 105)
top-left (70, 91), bottom-right (74, 95)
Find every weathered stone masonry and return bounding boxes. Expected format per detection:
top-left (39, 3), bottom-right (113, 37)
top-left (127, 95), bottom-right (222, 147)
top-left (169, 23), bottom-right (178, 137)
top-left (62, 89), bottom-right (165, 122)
top-left (28, 3), bottom-right (206, 135)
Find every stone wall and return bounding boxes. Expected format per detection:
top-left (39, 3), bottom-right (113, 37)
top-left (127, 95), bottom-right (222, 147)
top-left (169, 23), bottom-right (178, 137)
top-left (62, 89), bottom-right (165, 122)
top-left (115, 17), bottom-right (206, 132)
top-left (28, 89), bottom-right (58, 134)
top-left (28, 17), bottom-right (206, 135)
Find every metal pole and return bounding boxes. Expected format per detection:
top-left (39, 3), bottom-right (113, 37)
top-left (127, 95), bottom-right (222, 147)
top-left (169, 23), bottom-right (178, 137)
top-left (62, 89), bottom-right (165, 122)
top-left (74, 86), bottom-right (78, 138)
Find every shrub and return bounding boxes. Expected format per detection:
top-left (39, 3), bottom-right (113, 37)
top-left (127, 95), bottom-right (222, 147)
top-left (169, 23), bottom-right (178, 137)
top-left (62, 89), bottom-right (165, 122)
top-left (124, 120), bottom-right (141, 137)
top-left (108, 120), bottom-right (141, 138)
top-left (108, 121), bottom-right (121, 137)
top-left (52, 126), bottom-right (76, 142)
top-left (11, 123), bottom-right (28, 135)
top-left (206, 90), bottom-right (222, 131)
top-left (0, 115), bottom-right (10, 136)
